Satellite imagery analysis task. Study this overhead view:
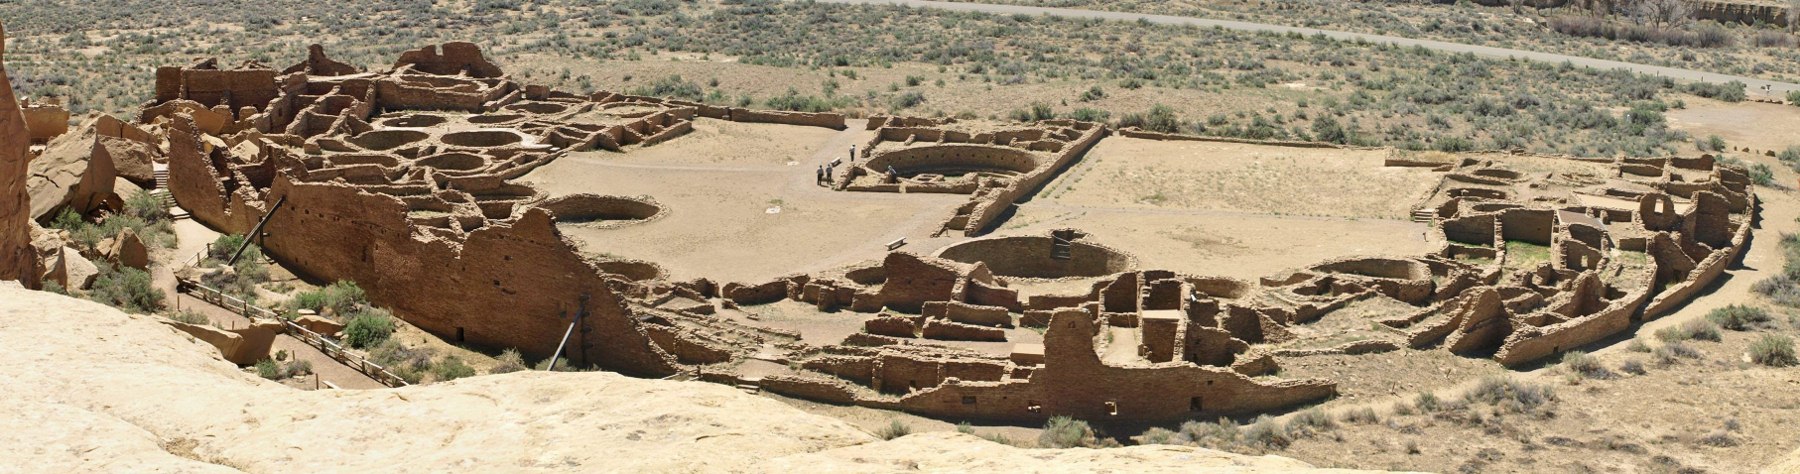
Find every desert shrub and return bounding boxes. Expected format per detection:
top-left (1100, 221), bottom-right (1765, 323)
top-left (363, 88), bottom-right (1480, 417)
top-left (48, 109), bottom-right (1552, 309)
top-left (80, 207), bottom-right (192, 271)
top-left (1117, 104), bottom-right (1182, 134)
top-left (876, 419), bottom-right (912, 440)
top-left (1241, 415), bottom-right (1290, 450)
top-left (1656, 319), bottom-right (1722, 342)
top-left (1705, 305), bottom-right (1771, 331)
top-left (1748, 163), bottom-right (1774, 187)
top-left (491, 348), bottom-right (528, 374)
top-left (1781, 146), bottom-right (1800, 164)
top-left (286, 359), bottom-right (313, 378)
top-left (1619, 359), bottom-right (1647, 375)
top-left (166, 310), bottom-right (208, 325)
top-left (1654, 341), bottom-right (1702, 365)
top-left (1078, 85), bottom-right (1105, 101)
top-left (1626, 338), bottom-right (1652, 352)
top-left (1753, 274), bottom-right (1800, 306)
top-left (1178, 418), bottom-right (1240, 446)
top-left (208, 234), bottom-right (250, 262)
top-left (1139, 427), bottom-right (1177, 445)
top-left (1068, 107), bottom-right (1109, 122)
top-left (1414, 392), bottom-right (1442, 412)
top-left (888, 90), bottom-right (926, 109)
top-left (42, 280), bottom-right (68, 295)
top-left (765, 87), bottom-right (843, 112)
top-left (1560, 350), bottom-right (1612, 379)
top-left (626, 74), bottom-right (703, 101)
top-left (255, 359), bottom-right (282, 380)
top-left (1340, 407), bottom-right (1381, 424)
top-left (371, 340), bottom-right (435, 384)
top-left (343, 308), bottom-right (396, 349)
top-left (122, 189), bottom-right (170, 223)
top-left (1311, 116), bottom-right (1348, 144)
top-left (290, 280), bottom-right (368, 318)
top-left (431, 355), bottom-right (476, 381)
top-left (1789, 90), bottom-right (1800, 106)
top-left (1697, 429), bottom-right (1739, 447)
top-left (88, 264), bottom-right (163, 313)
top-left (1462, 376), bottom-right (1554, 413)
top-left (1749, 334), bottom-right (1798, 367)
top-left (1286, 408), bottom-right (1335, 434)
top-left (955, 422), bottom-right (975, 434)
top-left (533, 356), bottom-right (578, 372)
top-left (1681, 81), bottom-right (1746, 102)
top-left (1704, 135), bottom-right (1727, 152)
top-left (1039, 416), bottom-right (1096, 448)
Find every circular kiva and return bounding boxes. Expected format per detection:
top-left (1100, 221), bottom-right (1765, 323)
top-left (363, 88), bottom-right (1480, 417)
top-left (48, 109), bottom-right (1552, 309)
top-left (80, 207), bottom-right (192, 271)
top-left (936, 236), bottom-right (1135, 279)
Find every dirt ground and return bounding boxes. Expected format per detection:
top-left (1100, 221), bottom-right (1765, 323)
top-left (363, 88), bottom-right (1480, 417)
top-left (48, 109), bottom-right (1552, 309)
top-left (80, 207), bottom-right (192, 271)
top-left (520, 119), bottom-right (970, 283)
top-left (1669, 98), bottom-right (1800, 157)
top-left (1052, 138), bottom-right (1441, 219)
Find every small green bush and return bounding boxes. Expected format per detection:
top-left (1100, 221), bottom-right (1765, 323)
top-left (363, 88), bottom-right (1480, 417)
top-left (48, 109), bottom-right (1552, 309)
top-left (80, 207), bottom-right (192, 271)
top-left (1139, 427), bottom-right (1177, 445)
top-left (1705, 305), bottom-right (1771, 331)
top-left (208, 234), bottom-right (250, 262)
top-left (343, 309), bottom-right (396, 349)
top-left (1178, 418), bottom-right (1239, 446)
top-left (1241, 415), bottom-right (1290, 450)
top-left (87, 264), bottom-right (163, 313)
top-left (876, 419), bottom-right (912, 440)
top-left (1560, 350), bottom-right (1612, 379)
top-left (1462, 376), bottom-right (1554, 412)
top-left (290, 280), bottom-right (368, 317)
top-left (1749, 334), bottom-right (1797, 367)
top-left (1414, 392), bottom-right (1442, 412)
top-left (122, 189), bottom-right (170, 224)
top-left (167, 310), bottom-right (208, 325)
top-left (1656, 319), bottom-right (1722, 342)
top-left (431, 355), bottom-right (476, 382)
top-left (1039, 416), bottom-right (1096, 448)
top-left (1286, 408), bottom-right (1334, 433)
top-left (286, 360), bottom-right (314, 378)
top-left (255, 359), bottom-right (283, 380)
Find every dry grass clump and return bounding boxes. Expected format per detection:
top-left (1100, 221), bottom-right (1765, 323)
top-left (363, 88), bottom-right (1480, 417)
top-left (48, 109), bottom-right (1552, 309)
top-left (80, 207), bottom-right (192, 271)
top-left (1749, 334), bottom-right (1798, 367)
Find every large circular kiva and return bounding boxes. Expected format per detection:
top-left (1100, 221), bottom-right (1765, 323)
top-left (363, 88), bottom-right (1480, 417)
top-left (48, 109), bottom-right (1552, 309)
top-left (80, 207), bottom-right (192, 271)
top-left (936, 236), bottom-right (1135, 279)
top-left (539, 194), bottom-right (666, 226)
top-left (441, 130), bottom-right (526, 148)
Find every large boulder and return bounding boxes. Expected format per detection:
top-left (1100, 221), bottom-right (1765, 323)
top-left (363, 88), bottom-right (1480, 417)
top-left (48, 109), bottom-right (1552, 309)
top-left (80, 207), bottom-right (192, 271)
top-left (162, 318), bottom-right (283, 366)
top-left (106, 228), bottom-right (149, 270)
top-left (293, 314), bottom-right (345, 336)
top-left (0, 25), bottom-right (36, 287)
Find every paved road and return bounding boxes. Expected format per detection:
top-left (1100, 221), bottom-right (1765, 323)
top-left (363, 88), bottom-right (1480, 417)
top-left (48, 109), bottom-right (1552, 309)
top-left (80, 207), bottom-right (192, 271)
top-left (814, 0), bottom-right (1800, 96)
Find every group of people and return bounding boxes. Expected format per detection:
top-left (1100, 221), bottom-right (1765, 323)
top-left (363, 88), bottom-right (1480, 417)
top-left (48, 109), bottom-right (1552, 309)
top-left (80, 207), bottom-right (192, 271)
top-left (812, 145), bottom-right (901, 185)
top-left (817, 145), bottom-right (860, 186)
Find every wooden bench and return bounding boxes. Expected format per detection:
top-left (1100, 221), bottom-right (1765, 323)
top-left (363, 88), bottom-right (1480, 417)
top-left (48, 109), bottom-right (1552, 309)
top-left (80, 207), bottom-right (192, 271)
top-left (885, 238), bottom-right (907, 251)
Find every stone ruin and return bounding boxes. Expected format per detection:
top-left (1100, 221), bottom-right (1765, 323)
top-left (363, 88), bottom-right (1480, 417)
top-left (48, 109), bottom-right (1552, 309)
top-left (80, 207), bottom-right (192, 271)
top-left (19, 39), bottom-right (1749, 426)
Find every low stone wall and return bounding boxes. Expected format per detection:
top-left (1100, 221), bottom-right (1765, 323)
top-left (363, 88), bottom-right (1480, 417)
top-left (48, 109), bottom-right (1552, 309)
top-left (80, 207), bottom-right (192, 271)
top-left (727, 108), bottom-right (846, 130)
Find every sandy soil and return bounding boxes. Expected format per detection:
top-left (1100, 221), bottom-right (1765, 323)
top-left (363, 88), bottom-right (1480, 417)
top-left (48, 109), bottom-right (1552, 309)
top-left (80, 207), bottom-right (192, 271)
top-left (521, 119), bottom-right (969, 283)
top-left (1669, 98), bottom-right (1800, 157)
top-left (998, 206), bottom-right (1435, 280)
top-left (1048, 138), bottom-right (1441, 219)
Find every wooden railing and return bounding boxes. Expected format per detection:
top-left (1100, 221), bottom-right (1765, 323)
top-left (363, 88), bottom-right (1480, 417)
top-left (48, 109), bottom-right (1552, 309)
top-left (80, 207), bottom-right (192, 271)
top-left (178, 278), bottom-right (410, 388)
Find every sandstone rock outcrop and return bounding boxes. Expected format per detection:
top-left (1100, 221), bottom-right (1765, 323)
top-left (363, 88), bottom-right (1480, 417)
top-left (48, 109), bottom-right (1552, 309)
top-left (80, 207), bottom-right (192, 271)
top-left (0, 287), bottom-right (1376, 473)
top-left (0, 25), bottom-right (36, 288)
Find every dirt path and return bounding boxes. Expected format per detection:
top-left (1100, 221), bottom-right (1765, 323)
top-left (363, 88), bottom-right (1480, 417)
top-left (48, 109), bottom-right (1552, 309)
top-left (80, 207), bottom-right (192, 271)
top-left (170, 292), bottom-right (386, 390)
top-left (813, 0), bottom-right (1800, 97)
